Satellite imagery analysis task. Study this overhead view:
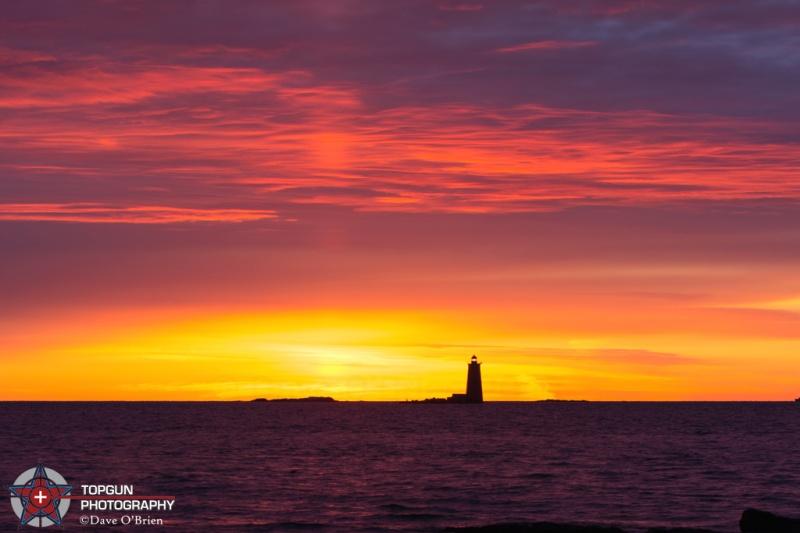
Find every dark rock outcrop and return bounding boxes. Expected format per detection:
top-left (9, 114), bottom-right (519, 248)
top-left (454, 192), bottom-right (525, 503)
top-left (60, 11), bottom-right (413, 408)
top-left (740, 509), bottom-right (800, 533)
top-left (442, 522), bottom-right (627, 533)
top-left (443, 511), bottom-right (800, 533)
top-left (441, 524), bottom-right (536, 533)
top-left (648, 528), bottom-right (725, 533)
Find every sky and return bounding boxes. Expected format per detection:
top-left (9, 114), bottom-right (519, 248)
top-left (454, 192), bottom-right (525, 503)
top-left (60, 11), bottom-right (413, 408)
top-left (2, 0), bottom-right (800, 400)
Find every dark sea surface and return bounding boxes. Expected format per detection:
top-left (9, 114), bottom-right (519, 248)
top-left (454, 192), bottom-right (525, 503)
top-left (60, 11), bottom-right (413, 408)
top-left (1, 402), bottom-right (799, 532)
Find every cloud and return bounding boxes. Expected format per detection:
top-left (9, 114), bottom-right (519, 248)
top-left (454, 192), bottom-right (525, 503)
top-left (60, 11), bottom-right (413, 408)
top-left (0, 63), bottom-right (310, 108)
top-left (1, 1), bottom-right (799, 220)
top-left (0, 204), bottom-right (276, 223)
top-left (3, 48), bottom-right (800, 222)
top-left (0, 47), bottom-right (56, 65)
top-left (439, 3), bottom-right (484, 11)
top-left (494, 40), bottom-right (598, 53)
top-left (535, 347), bottom-right (694, 366)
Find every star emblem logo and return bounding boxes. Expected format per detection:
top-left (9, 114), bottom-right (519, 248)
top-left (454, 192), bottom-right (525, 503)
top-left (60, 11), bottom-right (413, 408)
top-left (7, 462), bottom-right (72, 529)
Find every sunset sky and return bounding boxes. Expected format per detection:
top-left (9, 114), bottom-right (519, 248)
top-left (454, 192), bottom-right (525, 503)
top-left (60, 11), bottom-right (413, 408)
top-left (2, 1), bottom-right (800, 400)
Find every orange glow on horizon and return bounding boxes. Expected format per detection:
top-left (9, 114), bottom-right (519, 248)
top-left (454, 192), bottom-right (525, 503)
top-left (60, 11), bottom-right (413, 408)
top-left (3, 305), bottom-right (799, 401)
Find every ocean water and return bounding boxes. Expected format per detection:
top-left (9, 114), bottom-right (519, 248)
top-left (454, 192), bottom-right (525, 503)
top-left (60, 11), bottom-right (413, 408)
top-left (1, 402), bottom-right (799, 532)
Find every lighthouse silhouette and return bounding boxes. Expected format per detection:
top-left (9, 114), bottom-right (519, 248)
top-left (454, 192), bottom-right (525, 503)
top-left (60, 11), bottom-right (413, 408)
top-left (429, 355), bottom-right (485, 404)
top-left (465, 355), bottom-right (483, 403)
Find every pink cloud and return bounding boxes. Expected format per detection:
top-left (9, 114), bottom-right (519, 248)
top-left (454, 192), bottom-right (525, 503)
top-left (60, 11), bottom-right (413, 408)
top-left (0, 63), bottom-right (312, 108)
top-left (439, 4), bottom-right (484, 11)
top-left (0, 47), bottom-right (56, 65)
top-left (494, 40), bottom-right (598, 53)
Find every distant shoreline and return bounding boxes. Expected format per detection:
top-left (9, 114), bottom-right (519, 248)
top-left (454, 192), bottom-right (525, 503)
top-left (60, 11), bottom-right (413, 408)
top-left (2, 399), bottom-right (798, 403)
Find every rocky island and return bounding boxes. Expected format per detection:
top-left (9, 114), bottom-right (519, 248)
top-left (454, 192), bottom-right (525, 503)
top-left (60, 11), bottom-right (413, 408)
top-left (251, 396), bottom-right (336, 402)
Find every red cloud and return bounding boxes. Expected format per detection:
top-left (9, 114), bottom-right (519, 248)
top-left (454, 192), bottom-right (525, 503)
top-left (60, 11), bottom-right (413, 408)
top-left (0, 204), bottom-right (276, 223)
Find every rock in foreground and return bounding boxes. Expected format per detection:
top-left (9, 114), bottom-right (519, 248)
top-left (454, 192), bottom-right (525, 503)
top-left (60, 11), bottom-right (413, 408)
top-left (442, 522), bottom-right (627, 533)
top-left (648, 528), bottom-right (723, 533)
top-left (443, 509), bottom-right (800, 533)
top-left (741, 509), bottom-right (800, 533)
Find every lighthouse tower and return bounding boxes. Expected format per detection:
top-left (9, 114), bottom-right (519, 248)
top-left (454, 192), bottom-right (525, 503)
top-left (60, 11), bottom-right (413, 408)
top-left (465, 355), bottom-right (483, 403)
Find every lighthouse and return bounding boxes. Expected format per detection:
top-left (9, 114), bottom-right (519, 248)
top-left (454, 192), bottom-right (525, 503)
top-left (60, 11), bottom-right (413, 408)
top-left (465, 355), bottom-right (483, 403)
top-left (420, 355), bottom-right (485, 404)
